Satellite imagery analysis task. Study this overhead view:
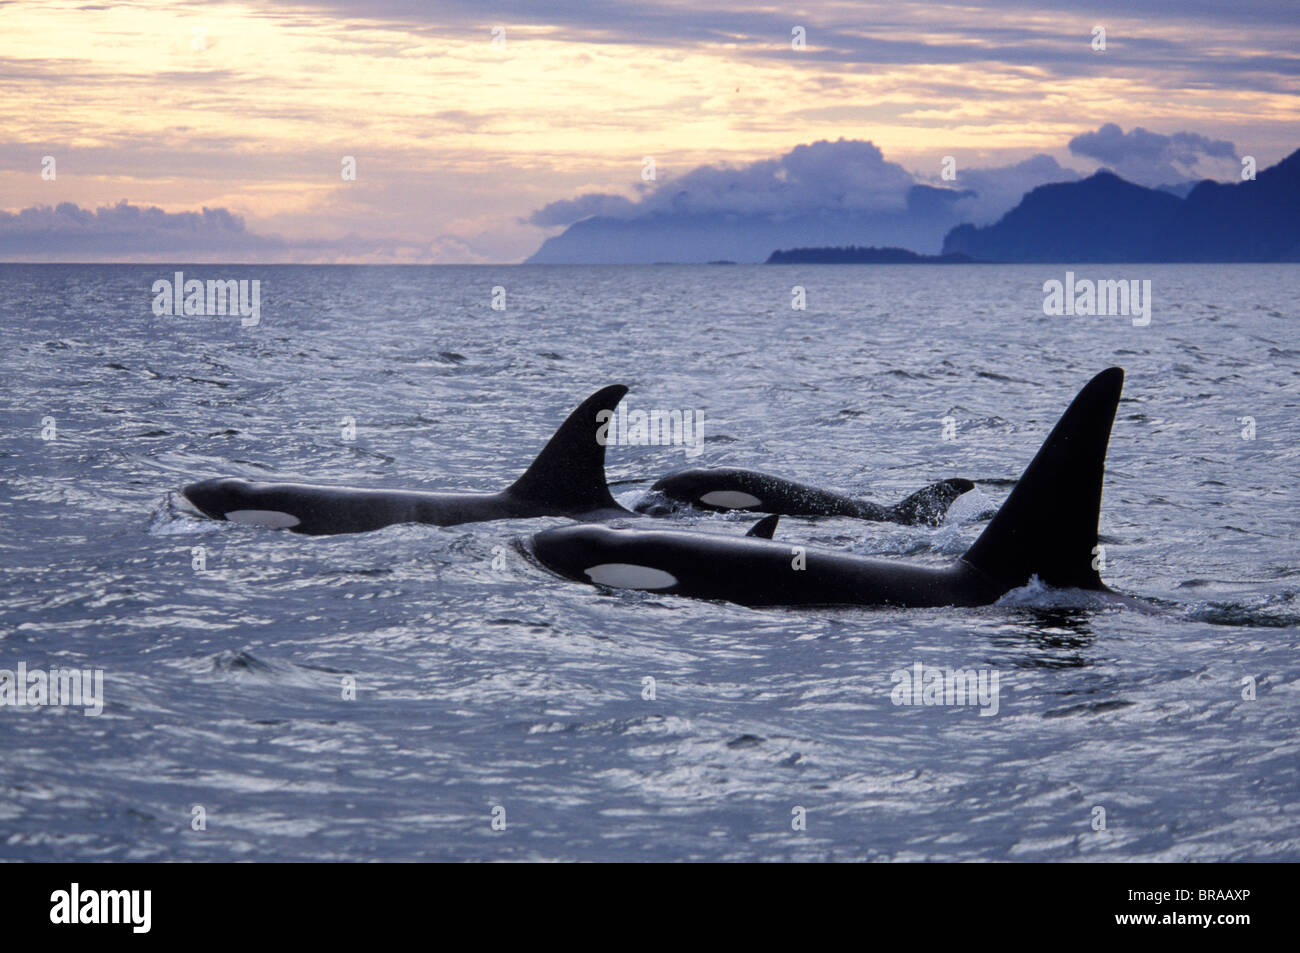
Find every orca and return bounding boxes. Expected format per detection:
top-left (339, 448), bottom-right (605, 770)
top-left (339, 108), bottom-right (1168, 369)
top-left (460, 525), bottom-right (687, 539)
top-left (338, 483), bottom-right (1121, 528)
top-left (181, 385), bottom-right (633, 535)
top-left (529, 368), bottom-right (1125, 608)
top-left (637, 468), bottom-right (975, 526)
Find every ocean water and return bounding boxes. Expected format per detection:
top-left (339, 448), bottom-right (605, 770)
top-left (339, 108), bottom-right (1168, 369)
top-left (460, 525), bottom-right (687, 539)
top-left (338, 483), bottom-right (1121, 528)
top-left (1, 262), bottom-right (1297, 862)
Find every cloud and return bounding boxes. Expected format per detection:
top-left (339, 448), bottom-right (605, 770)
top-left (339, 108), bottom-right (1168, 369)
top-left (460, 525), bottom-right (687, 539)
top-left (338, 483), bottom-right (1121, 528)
top-left (639, 139), bottom-right (917, 218)
top-left (270, 0), bottom-right (1300, 98)
top-left (1068, 123), bottom-right (1239, 185)
top-left (428, 234), bottom-right (492, 264)
top-left (526, 192), bottom-right (638, 227)
top-left (528, 139), bottom-right (1087, 233)
top-left (529, 139), bottom-right (921, 229)
top-left (522, 128), bottom-right (1244, 246)
top-left (0, 199), bottom-right (435, 262)
top-left (0, 200), bottom-right (287, 257)
top-left (948, 154), bottom-right (1083, 224)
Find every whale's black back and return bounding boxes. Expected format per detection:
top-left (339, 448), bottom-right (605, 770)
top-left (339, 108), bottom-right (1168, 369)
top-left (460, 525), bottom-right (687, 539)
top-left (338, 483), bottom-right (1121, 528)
top-left (961, 367), bottom-right (1123, 592)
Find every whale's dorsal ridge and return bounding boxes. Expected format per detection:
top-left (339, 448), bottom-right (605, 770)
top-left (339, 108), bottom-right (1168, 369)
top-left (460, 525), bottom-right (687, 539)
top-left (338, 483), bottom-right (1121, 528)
top-left (506, 383), bottom-right (628, 514)
top-left (961, 367), bottom-right (1123, 592)
top-left (746, 514), bottom-right (780, 539)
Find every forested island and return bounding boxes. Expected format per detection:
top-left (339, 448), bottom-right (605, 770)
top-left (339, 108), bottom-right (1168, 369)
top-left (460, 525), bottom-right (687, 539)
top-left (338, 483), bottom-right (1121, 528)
top-left (766, 246), bottom-right (975, 264)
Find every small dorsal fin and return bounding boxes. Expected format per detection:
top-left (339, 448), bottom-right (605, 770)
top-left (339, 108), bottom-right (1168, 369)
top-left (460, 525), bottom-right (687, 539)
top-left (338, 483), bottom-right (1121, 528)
top-left (506, 385), bottom-right (628, 514)
top-left (746, 514), bottom-right (780, 538)
top-left (885, 478), bottom-right (976, 526)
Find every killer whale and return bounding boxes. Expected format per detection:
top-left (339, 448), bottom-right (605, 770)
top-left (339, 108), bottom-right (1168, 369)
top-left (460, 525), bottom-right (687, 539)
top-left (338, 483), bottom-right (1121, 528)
top-left (182, 385), bottom-right (633, 535)
top-left (529, 368), bottom-right (1124, 608)
top-left (637, 468), bottom-right (975, 526)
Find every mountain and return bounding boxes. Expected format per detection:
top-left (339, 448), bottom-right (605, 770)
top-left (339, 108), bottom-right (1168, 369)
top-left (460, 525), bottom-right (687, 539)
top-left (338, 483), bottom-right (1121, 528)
top-left (941, 172), bottom-right (1181, 262)
top-left (1153, 149), bottom-right (1300, 261)
top-left (525, 185), bottom-right (973, 264)
top-left (942, 149), bottom-right (1300, 262)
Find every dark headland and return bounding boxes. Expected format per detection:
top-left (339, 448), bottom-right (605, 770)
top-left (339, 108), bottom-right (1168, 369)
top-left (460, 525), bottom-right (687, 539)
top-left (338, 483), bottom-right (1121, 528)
top-left (942, 148), bottom-right (1300, 262)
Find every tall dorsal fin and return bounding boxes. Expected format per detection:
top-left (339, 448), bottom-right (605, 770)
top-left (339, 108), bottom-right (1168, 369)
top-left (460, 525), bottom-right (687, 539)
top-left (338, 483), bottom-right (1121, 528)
top-left (746, 514), bottom-right (780, 538)
top-left (960, 368), bottom-right (1123, 591)
top-left (506, 385), bottom-right (628, 513)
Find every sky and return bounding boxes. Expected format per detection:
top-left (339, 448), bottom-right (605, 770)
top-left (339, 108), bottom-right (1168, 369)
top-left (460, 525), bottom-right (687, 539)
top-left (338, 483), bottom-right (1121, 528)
top-left (1, 0), bottom-right (1297, 262)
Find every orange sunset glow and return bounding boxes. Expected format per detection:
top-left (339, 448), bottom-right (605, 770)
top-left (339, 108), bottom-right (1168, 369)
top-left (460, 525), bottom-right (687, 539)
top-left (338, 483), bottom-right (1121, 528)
top-left (2, 0), bottom-right (1297, 261)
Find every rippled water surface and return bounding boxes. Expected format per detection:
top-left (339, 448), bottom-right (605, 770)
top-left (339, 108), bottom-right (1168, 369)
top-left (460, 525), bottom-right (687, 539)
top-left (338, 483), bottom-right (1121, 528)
top-left (1, 263), bottom-right (1298, 861)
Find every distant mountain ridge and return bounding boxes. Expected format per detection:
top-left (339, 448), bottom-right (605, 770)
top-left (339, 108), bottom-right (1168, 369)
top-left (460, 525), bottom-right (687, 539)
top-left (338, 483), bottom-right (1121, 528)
top-left (525, 149), bottom-right (1299, 264)
top-left (943, 149), bottom-right (1300, 262)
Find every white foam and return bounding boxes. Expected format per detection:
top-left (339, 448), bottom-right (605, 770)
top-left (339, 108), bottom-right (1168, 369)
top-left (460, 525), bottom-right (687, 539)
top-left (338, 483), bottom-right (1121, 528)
top-left (943, 488), bottom-right (994, 524)
top-left (584, 563), bottom-right (678, 590)
top-left (225, 509), bottom-right (301, 529)
top-left (996, 576), bottom-right (1123, 610)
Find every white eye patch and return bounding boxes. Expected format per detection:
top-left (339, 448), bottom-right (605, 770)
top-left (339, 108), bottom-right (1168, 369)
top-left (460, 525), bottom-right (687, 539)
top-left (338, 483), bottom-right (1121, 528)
top-left (584, 563), bottom-right (678, 590)
top-left (698, 490), bottom-right (761, 509)
top-left (225, 509), bottom-right (301, 529)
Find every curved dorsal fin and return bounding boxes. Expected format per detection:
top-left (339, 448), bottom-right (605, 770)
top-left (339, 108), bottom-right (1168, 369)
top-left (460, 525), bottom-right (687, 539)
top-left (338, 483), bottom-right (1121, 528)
top-left (745, 514), bottom-right (780, 539)
top-left (961, 368), bottom-right (1122, 591)
top-left (885, 478), bottom-right (976, 526)
top-left (506, 384), bottom-right (628, 514)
